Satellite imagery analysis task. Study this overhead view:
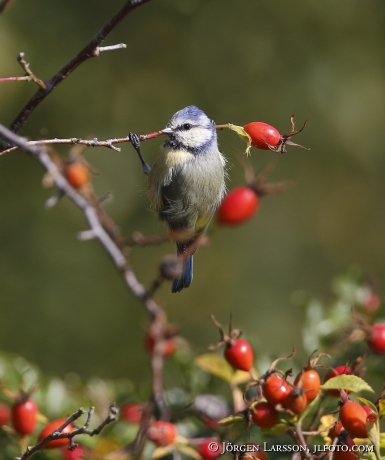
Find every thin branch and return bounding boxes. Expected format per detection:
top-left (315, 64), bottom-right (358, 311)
top-left (0, 124), bottom-right (235, 156)
top-left (17, 53), bottom-right (46, 89)
top-left (128, 401), bottom-right (153, 455)
top-left (17, 405), bottom-right (118, 460)
top-left (0, 132), bottom-right (167, 156)
top-left (8, 0), bottom-right (153, 135)
top-left (0, 76), bottom-right (31, 83)
top-left (93, 43), bottom-right (127, 55)
top-left (286, 428), bottom-right (312, 459)
top-left (0, 123), bottom-right (170, 420)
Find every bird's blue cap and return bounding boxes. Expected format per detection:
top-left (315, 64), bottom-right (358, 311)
top-left (167, 105), bottom-right (215, 130)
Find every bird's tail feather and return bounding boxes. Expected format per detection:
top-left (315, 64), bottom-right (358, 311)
top-left (172, 244), bottom-right (194, 293)
top-left (172, 255), bottom-right (193, 293)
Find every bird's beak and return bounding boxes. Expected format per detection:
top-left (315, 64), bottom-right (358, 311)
top-left (161, 127), bottom-right (174, 135)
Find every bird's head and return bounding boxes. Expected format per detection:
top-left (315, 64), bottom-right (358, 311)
top-left (162, 105), bottom-right (217, 154)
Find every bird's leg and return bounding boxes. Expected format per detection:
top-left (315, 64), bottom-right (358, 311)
top-left (129, 132), bottom-right (151, 175)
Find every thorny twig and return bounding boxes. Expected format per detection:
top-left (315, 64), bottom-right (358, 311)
top-left (17, 404), bottom-right (118, 460)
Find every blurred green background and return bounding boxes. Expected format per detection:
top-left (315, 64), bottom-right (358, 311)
top-left (1, 0), bottom-right (385, 382)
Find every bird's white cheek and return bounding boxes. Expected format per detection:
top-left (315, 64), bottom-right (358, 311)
top-left (182, 128), bottom-right (212, 146)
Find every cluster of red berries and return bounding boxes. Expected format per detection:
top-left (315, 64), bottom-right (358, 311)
top-left (0, 393), bottom-right (86, 458)
top-left (122, 316), bottom-right (385, 458)
top-left (251, 362), bottom-right (321, 427)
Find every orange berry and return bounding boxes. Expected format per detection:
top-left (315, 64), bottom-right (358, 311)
top-left (146, 421), bottom-right (178, 446)
top-left (65, 162), bottom-right (89, 189)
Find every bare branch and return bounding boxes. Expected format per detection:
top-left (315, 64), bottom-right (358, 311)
top-left (0, 76), bottom-right (30, 83)
top-left (17, 53), bottom-right (46, 89)
top-left (8, 0), bottom-right (153, 134)
top-left (93, 43), bottom-right (127, 56)
top-left (0, 123), bottom-right (238, 156)
top-left (0, 131), bottom-right (166, 156)
top-left (17, 405), bottom-right (118, 460)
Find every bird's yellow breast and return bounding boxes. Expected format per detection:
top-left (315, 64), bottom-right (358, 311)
top-left (148, 147), bottom-right (194, 209)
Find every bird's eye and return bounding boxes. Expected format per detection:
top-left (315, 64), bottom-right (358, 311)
top-left (183, 123), bottom-right (192, 130)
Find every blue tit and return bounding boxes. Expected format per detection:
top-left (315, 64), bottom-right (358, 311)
top-left (148, 105), bottom-right (226, 293)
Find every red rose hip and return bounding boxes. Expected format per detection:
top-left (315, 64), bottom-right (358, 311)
top-left (11, 399), bottom-right (38, 436)
top-left (198, 439), bottom-right (221, 460)
top-left (252, 402), bottom-right (278, 427)
top-left (146, 421), bottom-right (178, 446)
top-left (224, 339), bottom-right (254, 371)
top-left (366, 323), bottom-right (385, 354)
top-left (217, 187), bottom-right (259, 225)
top-left (243, 122), bottom-right (281, 150)
top-left (294, 369), bottom-right (321, 402)
top-left (282, 392), bottom-right (307, 414)
top-left (339, 401), bottom-right (368, 439)
top-left (62, 445), bottom-right (88, 460)
top-left (263, 374), bottom-right (291, 406)
top-left (0, 403), bottom-right (11, 426)
top-left (38, 419), bottom-right (74, 449)
top-left (120, 403), bottom-right (143, 423)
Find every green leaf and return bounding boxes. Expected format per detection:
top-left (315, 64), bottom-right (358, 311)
top-left (321, 374), bottom-right (374, 393)
top-left (229, 416), bottom-right (248, 438)
top-left (378, 399), bottom-right (385, 417)
top-left (368, 424), bottom-right (380, 453)
top-left (232, 369), bottom-right (253, 385)
top-left (268, 422), bottom-right (290, 435)
top-left (195, 354), bottom-right (234, 383)
top-left (225, 124), bottom-right (253, 156)
top-left (218, 414), bottom-right (244, 426)
top-left (360, 452), bottom-right (376, 460)
top-left (379, 432), bottom-right (385, 449)
top-left (354, 396), bottom-right (377, 413)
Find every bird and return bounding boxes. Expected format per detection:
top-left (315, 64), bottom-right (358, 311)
top-left (148, 105), bottom-right (226, 293)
